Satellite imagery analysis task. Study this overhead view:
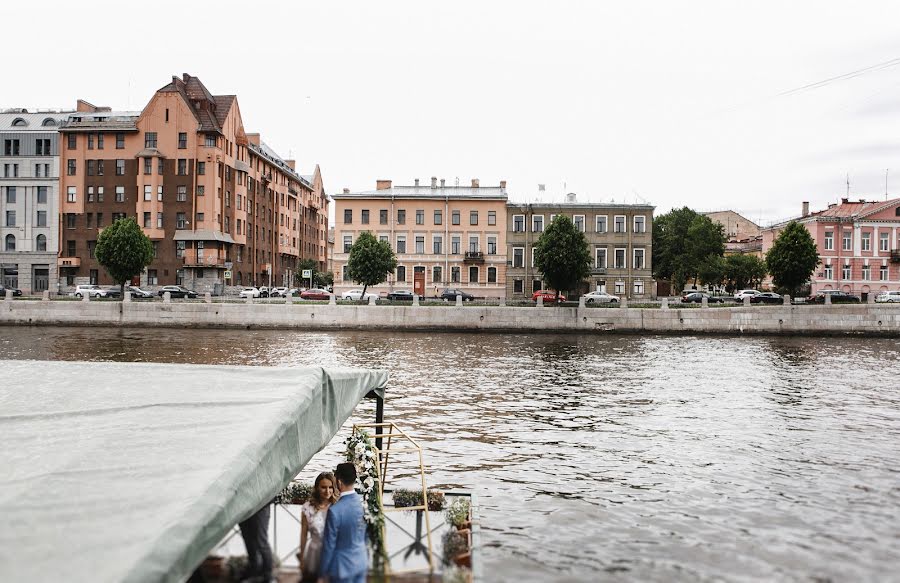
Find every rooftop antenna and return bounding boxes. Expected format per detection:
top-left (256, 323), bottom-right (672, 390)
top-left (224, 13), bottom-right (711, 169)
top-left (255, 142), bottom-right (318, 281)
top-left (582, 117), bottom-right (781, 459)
top-left (846, 172), bottom-right (850, 197)
top-left (886, 168), bottom-right (890, 200)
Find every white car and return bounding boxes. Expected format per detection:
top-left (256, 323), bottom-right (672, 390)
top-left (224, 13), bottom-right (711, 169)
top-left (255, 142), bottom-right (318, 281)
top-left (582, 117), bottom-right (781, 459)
top-left (71, 284), bottom-right (109, 298)
top-left (268, 287), bottom-right (289, 298)
top-left (342, 289), bottom-right (379, 302)
top-left (582, 291), bottom-right (619, 304)
top-left (239, 287), bottom-right (261, 299)
top-left (875, 290), bottom-right (900, 303)
top-left (734, 289), bottom-right (761, 300)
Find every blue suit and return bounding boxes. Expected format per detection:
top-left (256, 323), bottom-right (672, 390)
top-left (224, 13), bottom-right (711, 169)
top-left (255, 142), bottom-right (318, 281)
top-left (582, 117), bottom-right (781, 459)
top-left (319, 491), bottom-right (368, 583)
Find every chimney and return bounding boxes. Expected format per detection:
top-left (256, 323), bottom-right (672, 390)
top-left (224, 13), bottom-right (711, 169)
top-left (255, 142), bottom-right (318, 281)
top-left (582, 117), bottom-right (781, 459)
top-left (500, 180), bottom-right (507, 189)
top-left (431, 176), bottom-right (437, 188)
top-left (802, 201), bottom-right (809, 217)
top-left (841, 197), bottom-right (849, 204)
top-left (76, 99), bottom-right (98, 113)
top-left (285, 159), bottom-right (296, 171)
top-left (342, 188), bottom-right (350, 194)
top-left (471, 178), bottom-right (480, 188)
top-left (247, 133), bottom-right (261, 146)
top-left (414, 178), bottom-right (420, 187)
top-left (440, 178), bottom-right (445, 187)
top-left (376, 180), bottom-right (392, 190)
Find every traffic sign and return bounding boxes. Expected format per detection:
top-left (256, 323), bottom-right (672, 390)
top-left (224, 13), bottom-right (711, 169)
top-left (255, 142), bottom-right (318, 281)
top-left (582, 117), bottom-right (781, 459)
top-left (224, 270), bottom-right (232, 279)
top-left (302, 269), bottom-right (312, 279)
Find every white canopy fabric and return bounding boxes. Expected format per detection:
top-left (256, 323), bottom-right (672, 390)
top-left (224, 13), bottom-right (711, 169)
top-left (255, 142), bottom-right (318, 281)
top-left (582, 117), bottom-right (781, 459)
top-left (0, 360), bottom-right (387, 583)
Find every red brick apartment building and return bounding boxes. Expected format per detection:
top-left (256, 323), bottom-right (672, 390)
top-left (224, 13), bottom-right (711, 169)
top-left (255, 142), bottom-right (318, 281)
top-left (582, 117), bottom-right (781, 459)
top-left (57, 74), bottom-right (328, 293)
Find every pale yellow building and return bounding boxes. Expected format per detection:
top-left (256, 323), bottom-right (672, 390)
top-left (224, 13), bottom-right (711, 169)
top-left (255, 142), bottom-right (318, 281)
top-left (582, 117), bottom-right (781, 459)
top-left (332, 177), bottom-right (508, 298)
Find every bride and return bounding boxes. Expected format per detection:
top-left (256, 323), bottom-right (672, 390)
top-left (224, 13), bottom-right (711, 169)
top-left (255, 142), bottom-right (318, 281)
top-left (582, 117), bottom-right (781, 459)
top-left (297, 471), bottom-right (338, 582)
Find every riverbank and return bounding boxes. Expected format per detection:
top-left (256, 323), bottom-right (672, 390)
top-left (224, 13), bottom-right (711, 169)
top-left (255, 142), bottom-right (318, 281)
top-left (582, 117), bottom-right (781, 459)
top-left (2, 297), bottom-right (899, 336)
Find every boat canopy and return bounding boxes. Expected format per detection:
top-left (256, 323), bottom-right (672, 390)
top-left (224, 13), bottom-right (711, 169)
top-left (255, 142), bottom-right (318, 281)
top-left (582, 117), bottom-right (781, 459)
top-left (0, 360), bottom-right (387, 583)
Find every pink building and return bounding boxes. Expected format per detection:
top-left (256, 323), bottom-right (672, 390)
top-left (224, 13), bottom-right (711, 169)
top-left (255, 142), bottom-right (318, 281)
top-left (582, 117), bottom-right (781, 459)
top-left (762, 198), bottom-right (900, 298)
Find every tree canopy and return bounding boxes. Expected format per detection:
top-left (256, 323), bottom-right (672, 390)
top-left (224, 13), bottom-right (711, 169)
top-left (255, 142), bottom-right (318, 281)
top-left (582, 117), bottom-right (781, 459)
top-left (94, 216), bottom-right (155, 299)
top-left (724, 254), bottom-right (767, 291)
top-left (765, 221), bottom-right (819, 297)
top-left (652, 207), bottom-right (726, 292)
top-left (345, 231), bottom-right (397, 298)
top-left (294, 258), bottom-right (333, 289)
top-left (533, 214), bottom-right (592, 302)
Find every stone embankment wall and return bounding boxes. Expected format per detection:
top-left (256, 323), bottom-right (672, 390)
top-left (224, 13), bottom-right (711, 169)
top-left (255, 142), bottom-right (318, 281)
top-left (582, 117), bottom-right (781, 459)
top-left (2, 298), bottom-right (899, 336)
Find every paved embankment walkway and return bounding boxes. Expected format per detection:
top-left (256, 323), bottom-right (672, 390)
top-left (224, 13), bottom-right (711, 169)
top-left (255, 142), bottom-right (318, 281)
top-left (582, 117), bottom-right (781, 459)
top-left (2, 297), bottom-right (899, 336)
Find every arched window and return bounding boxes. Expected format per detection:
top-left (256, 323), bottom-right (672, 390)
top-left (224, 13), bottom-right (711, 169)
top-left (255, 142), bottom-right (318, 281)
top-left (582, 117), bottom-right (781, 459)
top-left (11, 118), bottom-right (27, 127)
top-left (469, 266), bottom-right (479, 283)
top-left (42, 118), bottom-right (57, 127)
top-left (4, 234), bottom-right (15, 251)
top-left (36, 234), bottom-right (47, 252)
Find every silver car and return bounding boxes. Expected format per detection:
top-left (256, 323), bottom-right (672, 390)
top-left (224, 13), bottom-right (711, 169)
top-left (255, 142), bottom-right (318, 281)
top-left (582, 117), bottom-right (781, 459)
top-left (582, 291), bottom-right (619, 304)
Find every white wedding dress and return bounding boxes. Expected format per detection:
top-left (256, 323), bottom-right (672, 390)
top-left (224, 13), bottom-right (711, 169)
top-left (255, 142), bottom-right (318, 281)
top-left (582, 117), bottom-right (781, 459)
top-left (301, 502), bottom-right (328, 578)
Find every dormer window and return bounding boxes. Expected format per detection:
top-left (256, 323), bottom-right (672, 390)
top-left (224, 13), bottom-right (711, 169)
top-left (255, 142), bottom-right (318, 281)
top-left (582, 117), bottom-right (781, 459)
top-left (42, 118), bottom-right (57, 126)
top-left (11, 118), bottom-right (27, 127)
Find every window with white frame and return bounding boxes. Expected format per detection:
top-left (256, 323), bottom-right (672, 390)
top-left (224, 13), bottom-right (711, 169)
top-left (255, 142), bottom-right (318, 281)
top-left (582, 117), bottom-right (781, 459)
top-left (487, 267), bottom-right (497, 283)
top-left (615, 281), bottom-right (625, 294)
top-left (415, 235), bottom-right (425, 254)
top-left (842, 231), bottom-right (851, 251)
top-left (468, 266), bottom-right (479, 283)
top-left (842, 264), bottom-right (851, 279)
top-left (862, 264), bottom-right (870, 280)
top-left (633, 215), bottom-right (646, 233)
top-left (595, 247), bottom-right (607, 269)
top-left (396, 265), bottom-right (406, 282)
top-left (532, 215), bottom-right (544, 232)
top-left (573, 215), bottom-right (585, 232)
top-left (433, 266), bottom-right (442, 283)
top-left (469, 236), bottom-right (478, 253)
top-left (862, 232), bottom-right (871, 251)
top-left (67, 187), bottom-right (76, 202)
top-left (880, 264), bottom-right (888, 280)
top-left (824, 264), bottom-right (833, 279)
top-left (880, 232), bottom-right (890, 252)
top-left (596, 215), bottom-right (607, 233)
top-left (451, 266), bottom-right (460, 282)
top-left (342, 265), bottom-right (349, 281)
top-left (396, 235), bottom-right (406, 254)
top-left (144, 185), bottom-right (151, 201)
top-left (513, 247), bottom-right (524, 268)
top-left (633, 248), bottom-right (645, 270)
top-left (633, 280), bottom-right (644, 295)
top-left (115, 186), bottom-right (125, 202)
top-left (343, 235), bottom-right (352, 253)
top-left (614, 216), bottom-right (626, 233)
top-left (513, 215), bottom-right (525, 232)
top-left (824, 231), bottom-right (833, 250)
top-left (614, 248), bottom-right (626, 269)
top-left (433, 235), bottom-right (442, 254)
top-left (487, 236), bottom-right (497, 254)
top-left (451, 236), bottom-right (460, 254)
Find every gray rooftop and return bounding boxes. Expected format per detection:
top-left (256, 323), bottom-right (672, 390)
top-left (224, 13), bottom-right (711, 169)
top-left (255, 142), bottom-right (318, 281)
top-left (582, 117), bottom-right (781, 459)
top-left (0, 111), bottom-right (75, 131)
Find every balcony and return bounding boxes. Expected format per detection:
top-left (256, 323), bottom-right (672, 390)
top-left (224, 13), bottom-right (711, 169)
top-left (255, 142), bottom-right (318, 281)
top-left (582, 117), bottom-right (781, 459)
top-left (182, 250), bottom-right (227, 268)
top-left (463, 251), bottom-right (485, 263)
top-left (58, 257), bottom-right (81, 268)
top-left (891, 249), bottom-right (900, 263)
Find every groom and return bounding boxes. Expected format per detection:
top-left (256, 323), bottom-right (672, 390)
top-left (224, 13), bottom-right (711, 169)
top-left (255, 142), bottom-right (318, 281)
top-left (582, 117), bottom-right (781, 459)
top-left (318, 462), bottom-right (368, 583)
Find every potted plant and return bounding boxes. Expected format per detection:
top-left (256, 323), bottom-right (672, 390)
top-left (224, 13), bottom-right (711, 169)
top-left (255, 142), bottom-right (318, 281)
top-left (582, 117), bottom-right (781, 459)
top-left (441, 529), bottom-right (470, 568)
top-left (445, 497), bottom-right (471, 530)
top-left (392, 488), bottom-right (445, 511)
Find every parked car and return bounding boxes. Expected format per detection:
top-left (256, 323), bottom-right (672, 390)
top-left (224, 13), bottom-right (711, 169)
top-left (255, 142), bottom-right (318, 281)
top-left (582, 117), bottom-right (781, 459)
top-left (582, 291), bottom-right (619, 304)
top-left (268, 287), bottom-right (289, 298)
top-left (0, 285), bottom-right (23, 297)
top-left (440, 288), bottom-right (474, 302)
top-left (71, 284), bottom-right (109, 298)
top-left (257, 286), bottom-right (271, 298)
top-left (750, 292), bottom-right (783, 304)
top-left (807, 291), bottom-right (860, 304)
top-left (875, 290), bottom-right (900, 303)
top-left (157, 285), bottom-right (198, 299)
top-left (125, 286), bottom-right (155, 299)
top-left (104, 287), bottom-right (122, 299)
top-left (734, 289), bottom-right (762, 301)
top-left (300, 288), bottom-right (331, 300)
top-left (239, 287), bottom-right (261, 299)
top-left (386, 290), bottom-right (415, 301)
top-left (532, 290), bottom-right (567, 302)
top-left (682, 292), bottom-right (724, 303)
top-left (342, 289), bottom-right (379, 302)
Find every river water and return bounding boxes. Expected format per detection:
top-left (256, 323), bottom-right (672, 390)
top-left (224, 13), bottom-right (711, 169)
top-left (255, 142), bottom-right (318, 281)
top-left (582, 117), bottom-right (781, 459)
top-left (1, 327), bottom-right (899, 582)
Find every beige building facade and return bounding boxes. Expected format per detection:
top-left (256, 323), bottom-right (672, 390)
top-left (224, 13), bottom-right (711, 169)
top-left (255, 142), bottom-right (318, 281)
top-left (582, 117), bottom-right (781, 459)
top-left (332, 178), bottom-right (508, 298)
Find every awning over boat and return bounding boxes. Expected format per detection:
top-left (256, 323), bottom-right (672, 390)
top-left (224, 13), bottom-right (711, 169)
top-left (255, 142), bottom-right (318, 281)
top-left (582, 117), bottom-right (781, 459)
top-left (0, 361), bottom-right (388, 583)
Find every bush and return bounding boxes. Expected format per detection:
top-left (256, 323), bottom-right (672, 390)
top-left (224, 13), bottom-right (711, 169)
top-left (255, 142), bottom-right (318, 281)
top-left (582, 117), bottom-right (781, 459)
top-left (445, 497), bottom-right (471, 528)
top-left (392, 488), bottom-right (445, 511)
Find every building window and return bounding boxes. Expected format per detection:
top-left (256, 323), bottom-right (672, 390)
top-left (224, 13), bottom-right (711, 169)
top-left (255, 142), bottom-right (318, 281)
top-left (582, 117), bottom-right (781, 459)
top-left (880, 232), bottom-right (890, 252)
top-left (451, 236), bottom-right (460, 254)
top-left (343, 235), bottom-right (352, 253)
top-left (397, 209), bottom-right (406, 224)
top-left (487, 266), bottom-right (497, 283)
top-left (842, 264), bottom-right (851, 280)
top-left (615, 281), bottom-right (625, 294)
top-left (65, 213), bottom-right (76, 229)
top-left (824, 231), bottom-right (834, 250)
top-left (177, 212), bottom-right (187, 229)
top-left (634, 216), bottom-right (646, 233)
top-left (88, 240), bottom-right (96, 259)
top-left (433, 266), bottom-right (442, 283)
top-left (574, 215), bottom-right (585, 232)
top-left (143, 212), bottom-right (151, 228)
top-left (513, 215), bottom-right (525, 232)
top-left (451, 266), bottom-right (460, 283)
top-left (633, 248), bottom-right (645, 270)
top-left (197, 185), bottom-right (204, 196)
top-left (67, 159), bottom-right (76, 175)
top-left (880, 265), bottom-right (888, 280)
top-left (614, 216), bottom-right (626, 233)
top-left (513, 247), bottom-right (524, 268)
top-left (35, 138), bottom-right (51, 156)
top-left (634, 280), bottom-right (644, 295)
top-left (380, 209), bottom-right (388, 224)
top-left (89, 269), bottom-right (98, 285)
top-left (513, 279), bottom-right (523, 294)
top-left (823, 264), bottom-right (833, 280)
top-left (142, 158), bottom-right (151, 175)
top-left (36, 210), bottom-right (47, 227)
top-left (147, 270), bottom-right (158, 285)
top-left (177, 159), bottom-right (187, 175)
top-left (470, 211), bottom-right (478, 225)
top-left (415, 236), bottom-right (425, 254)
top-left (614, 248), bottom-right (627, 269)
top-left (396, 236), bottom-right (406, 254)
top-left (176, 185), bottom-right (187, 202)
top-left (197, 162), bottom-right (205, 175)
top-left (37, 186), bottom-right (48, 204)
top-left (862, 265), bottom-right (870, 280)
top-left (416, 209), bottom-right (424, 225)
top-left (451, 210), bottom-right (460, 225)
top-left (4, 186), bottom-right (14, 204)
top-left (158, 159), bottom-right (164, 175)
top-left (361, 209), bottom-right (370, 224)
top-left (396, 266), bottom-right (406, 282)
top-left (143, 185), bottom-right (151, 201)
top-left (433, 235), bottom-right (443, 254)
top-left (532, 215), bottom-right (544, 232)
top-left (468, 265), bottom-right (478, 283)
top-left (488, 211), bottom-right (496, 226)
top-left (343, 209), bottom-right (352, 224)
top-left (176, 268), bottom-right (184, 285)
top-left (66, 240), bottom-right (76, 256)
top-left (178, 133), bottom-right (187, 149)
top-left (68, 134), bottom-right (76, 149)
top-left (595, 248), bottom-right (607, 269)
top-left (87, 134), bottom-right (94, 150)
top-left (196, 212), bottom-right (204, 223)
top-left (96, 213), bottom-right (103, 227)
top-left (842, 231), bottom-right (851, 251)
top-left (116, 133), bottom-right (124, 149)
top-left (205, 134), bottom-right (216, 147)
top-left (97, 134), bottom-right (104, 149)
top-left (434, 210), bottom-right (442, 225)
top-left (862, 232), bottom-right (871, 252)
top-left (67, 187), bottom-right (76, 202)
top-left (468, 236), bottom-right (479, 253)
top-left (145, 132), bottom-right (157, 148)
top-left (487, 236), bottom-right (497, 254)
top-left (596, 215), bottom-right (607, 233)
top-left (86, 160), bottom-right (96, 176)
top-left (4, 234), bottom-right (14, 251)
top-left (36, 234), bottom-right (47, 251)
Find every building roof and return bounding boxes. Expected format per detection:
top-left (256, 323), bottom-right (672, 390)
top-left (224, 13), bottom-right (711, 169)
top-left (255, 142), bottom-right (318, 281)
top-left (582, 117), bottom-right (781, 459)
top-left (0, 111), bottom-right (74, 131)
top-left (334, 185), bottom-right (508, 200)
top-left (766, 197), bottom-right (900, 229)
top-left (507, 201), bottom-right (654, 211)
top-left (249, 141), bottom-right (309, 188)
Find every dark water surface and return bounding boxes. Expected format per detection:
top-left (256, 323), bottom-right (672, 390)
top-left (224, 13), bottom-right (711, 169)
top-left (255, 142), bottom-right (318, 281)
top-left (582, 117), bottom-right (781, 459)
top-left (2, 327), bottom-right (899, 582)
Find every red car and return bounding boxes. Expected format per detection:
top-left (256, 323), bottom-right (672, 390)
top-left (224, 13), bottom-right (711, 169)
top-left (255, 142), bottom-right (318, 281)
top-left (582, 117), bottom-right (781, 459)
top-left (299, 288), bottom-right (331, 300)
top-left (532, 290), bottom-right (566, 302)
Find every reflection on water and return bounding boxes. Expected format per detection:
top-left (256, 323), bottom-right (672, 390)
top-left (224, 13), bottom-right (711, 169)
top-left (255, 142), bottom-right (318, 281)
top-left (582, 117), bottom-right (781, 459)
top-left (2, 327), bottom-right (900, 581)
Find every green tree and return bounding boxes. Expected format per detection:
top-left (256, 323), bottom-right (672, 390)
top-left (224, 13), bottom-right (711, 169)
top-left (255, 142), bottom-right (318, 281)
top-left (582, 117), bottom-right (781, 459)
top-left (697, 254), bottom-right (725, 289)
top-left (723, 254), bottom-right (768, 291)
top-left (294, 258), bottom-right (333, 288)
top-left (94, 216), bottom-right (154, 300)
top-left (345, 231), bottom-right (397, 299)
top-left (765, 221), bottom-right (819, 297)
top-left (533, 215), bottom-right (592, 303)
top-left (653, 207), bottom-right (726, 292)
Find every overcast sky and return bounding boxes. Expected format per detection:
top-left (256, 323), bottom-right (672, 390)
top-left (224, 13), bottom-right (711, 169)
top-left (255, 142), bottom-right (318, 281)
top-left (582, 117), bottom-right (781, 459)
top-left (6, 1), bottom-right (900, 225)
